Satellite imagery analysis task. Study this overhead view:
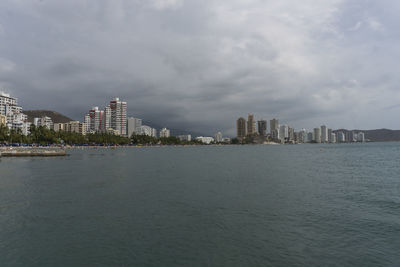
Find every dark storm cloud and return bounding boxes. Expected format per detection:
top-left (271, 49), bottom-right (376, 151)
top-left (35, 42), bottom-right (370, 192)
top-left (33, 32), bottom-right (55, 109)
top-left (1, 0), bottom-right (400, 136)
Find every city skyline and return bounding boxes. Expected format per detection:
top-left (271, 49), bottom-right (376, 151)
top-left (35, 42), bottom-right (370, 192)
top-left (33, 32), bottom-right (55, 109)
top-left (1, 1), bottom-right (400, 135)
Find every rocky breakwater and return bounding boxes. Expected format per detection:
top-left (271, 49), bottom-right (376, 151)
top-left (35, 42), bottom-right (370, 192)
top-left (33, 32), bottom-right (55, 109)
top-left (0, 147), bottom-right (67, 157)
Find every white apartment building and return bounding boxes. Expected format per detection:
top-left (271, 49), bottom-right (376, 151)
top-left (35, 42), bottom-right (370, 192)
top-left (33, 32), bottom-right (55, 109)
top-left (33, 116), bottom-right (53, 130)
top-left (196, 136), bottom-right (214, 144)
top-left (0, 91), bottom-right (29, 134)
top-left (88, 106), bottom-right (104, 133)
top-left (314, 127), bottom-right (321, 143)
top-left (159, 128), bottom-right (171, 138)
top-left (279, 125), bottom-right (289, 143)
top-left (139, 125), bottom-right (157, 137)
top-left (127, 117), bottom-right (142, 137)
top-left (110, 97), bottom-right (127, 136)
top-left (321, 125), bottom-right (328, 143)
top-left (215, 132), bottom-right (223, 143)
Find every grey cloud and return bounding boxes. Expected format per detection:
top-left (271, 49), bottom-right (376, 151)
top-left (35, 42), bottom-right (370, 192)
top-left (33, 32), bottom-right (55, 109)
top-left (1, 0), bottom-right (400, 136)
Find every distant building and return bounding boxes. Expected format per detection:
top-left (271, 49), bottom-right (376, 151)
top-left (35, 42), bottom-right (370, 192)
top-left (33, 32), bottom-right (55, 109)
top-left (178, 135), bottom-right (192, 142)
top-left (236, 117), bottom-right (246, 140)
top-left (104, 105), bottom-right (112, 130)
top-left (313, 127), bottom-right (321, 143)
top-left (279, 125), bottom-right (289, 143)
top-left (337, 132), bottom-right (345, 142)
top-left (196, 136), bottom-right (214, 144)
top-left (328, 128), bottom-right (332, 143)
top-left (84, 114), bottom-right (91, 133)
top-left (298, 129), bottom-right (307, 143)
top-left (110, 97), bottom-right (127, 136)
top-left (88, 107), bottom-right (104, 133)
top-left (307, 132), bottom-right (313, 143)
top-left (53, 123), bottom-right (65, 132)
top-left (138, 125), bottom-right (157, 137)
top-left (34, 116), bottom-right (53, 130)
top-left (247, 114), bottom-right (256, 136)
top-left (270, 118), bottom-right (279, 135)
top-left (0, 91), bottom-right (28, 134)
top-left (222, 137), bottom-right (231, 143)
top-left (257, 120), bottom-right (267, 136)
top-left (357, 132), bottom-right (365, 142)
top-left (159, 128), bottom-right (171, 138)
top-left (69, 121), bottom-right (86, 135)
top-left (127, 117), bottom-right (142, 137)
top-left (321, 125), bottom-right (328, 143)
top-left (215, 131), bottom-right (223, 143)
top-left (331, 133), bottom-right (336, 143)
top-left (288, 127), bottom-right (295, 142)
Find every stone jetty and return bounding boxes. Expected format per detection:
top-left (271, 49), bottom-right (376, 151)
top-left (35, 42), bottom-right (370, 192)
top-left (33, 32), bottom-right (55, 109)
top-left (0, 147), bottom-right (67, 157)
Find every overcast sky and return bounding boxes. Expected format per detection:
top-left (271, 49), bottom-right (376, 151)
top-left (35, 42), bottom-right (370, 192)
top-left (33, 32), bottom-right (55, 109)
top-left (1, 0), bottom-right (399, 136)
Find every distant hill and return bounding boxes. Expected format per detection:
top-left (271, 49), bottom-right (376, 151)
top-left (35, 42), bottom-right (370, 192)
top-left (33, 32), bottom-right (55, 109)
top-left (334, 128), bottom-right (400, 142)
top-left (23, 110), bottom-right (73, 123)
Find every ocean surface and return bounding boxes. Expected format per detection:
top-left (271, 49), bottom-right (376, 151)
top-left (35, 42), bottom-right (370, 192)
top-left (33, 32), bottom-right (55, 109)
top-left (1, 143), bottom-right (400, 266)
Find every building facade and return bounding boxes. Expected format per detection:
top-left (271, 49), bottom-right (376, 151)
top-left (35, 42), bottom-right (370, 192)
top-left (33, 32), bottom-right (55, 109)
top-left (257, 120), bottom-right (267, 136)
top-left (110, 97), bottom-right (127, 136)
top-left (236, 117), bottom-right (246, 140)
top-left (159, 128), bottom-right (171, 138)
top-left (0, 91), bottom-right (29, 134)
top-left (215, 131), bottom-right (223, 143)
top-left (127, 117), bottom-right (142, 137)
top-left (247, 114), bottom-right (256, 136)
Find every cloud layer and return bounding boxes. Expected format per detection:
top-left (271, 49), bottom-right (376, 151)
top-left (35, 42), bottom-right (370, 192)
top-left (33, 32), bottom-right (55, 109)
top-left (1, 0), bottom-right (400, 135)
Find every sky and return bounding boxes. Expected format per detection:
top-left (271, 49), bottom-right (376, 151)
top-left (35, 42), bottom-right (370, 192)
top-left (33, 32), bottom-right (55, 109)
top-left (0, 0), bottom-right (400, 136)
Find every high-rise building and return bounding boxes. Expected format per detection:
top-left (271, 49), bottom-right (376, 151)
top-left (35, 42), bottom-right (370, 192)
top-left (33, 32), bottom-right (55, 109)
top-left (0, 91), bottom-right (29, 134)
top-left (331, 133), bottom-right (336, 143)
top-left (104, 105), bottom-right (112, 130)
top-left (88, 107), bottom-right (104, 133)
top-left (247, 114), bottom-right (256, 136)
top-left (357, 132), bottom-right (365, 142)
top-left (328, 128), bottom-right (332, 143)
top-left (321, 125), bottom-right (328, 143)
top-left (314, 127), bottom-right (321, 143)
top-left (110, 97), bottom-right (127, 136)
top-left (279, 125), bottom-right (289, 143)
top-left (215, 131), bottom-right (223, 143)
top-left (270, 118), bottom-right (279, 135)
top-left (84, 114), bottom-right (91, 133)
top-left (337, 132), bottom-right (345, 142)
top-left (159, 128), bottom-right (171, 138)
top-left (236, 117), bottom-right (247, 140)
top-left (288, 127), bottom-right (295, 141)
top-left (298, 129), bottom-right (307, 143)
top-left (257, 120), bottom-right (267, 136)
top-left (127, 117), bottom-right (142, 137)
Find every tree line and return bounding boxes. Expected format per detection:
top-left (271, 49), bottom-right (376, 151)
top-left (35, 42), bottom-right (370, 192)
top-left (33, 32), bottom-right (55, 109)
top-left (0, 124), bottom-right (205, 146)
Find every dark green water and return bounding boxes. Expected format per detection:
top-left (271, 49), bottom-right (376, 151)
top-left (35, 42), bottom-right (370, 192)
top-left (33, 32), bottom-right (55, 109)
top-left (1, 143), bottom-right (400, 266)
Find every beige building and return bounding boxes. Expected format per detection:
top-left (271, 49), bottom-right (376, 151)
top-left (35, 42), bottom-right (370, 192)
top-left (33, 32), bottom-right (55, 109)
top-left (247, 114), bottom-right (256, 136)
top-left (53, 123), bottom-right (65, 132)
top-left (0, 114), bottom-right (6, 126)
top-left (69, 121), bottom-right (86, 135)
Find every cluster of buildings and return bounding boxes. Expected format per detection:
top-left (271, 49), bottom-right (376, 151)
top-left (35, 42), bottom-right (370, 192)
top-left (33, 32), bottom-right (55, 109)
top-left (0, 92), bottom-right (30, 135)
top-left (0, 92), bottom-right (175, 139)
top-left (236, 114), bottom-right (366, 144)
